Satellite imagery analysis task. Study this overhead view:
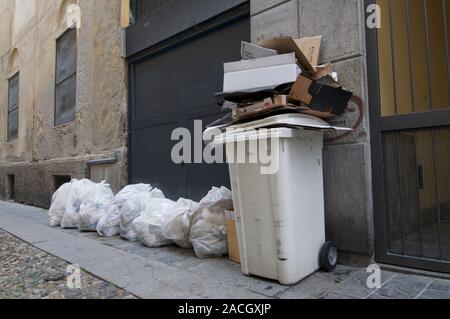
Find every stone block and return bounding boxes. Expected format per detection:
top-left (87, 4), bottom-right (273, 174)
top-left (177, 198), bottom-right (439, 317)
top-left (251, 0), bottom-right (290, 15)
top-left (323, 143), bottom-right (374, 256)
top-left (298, 0), bottom-right (365, 62)
top-left (251, 0), bottom-right (299, 43)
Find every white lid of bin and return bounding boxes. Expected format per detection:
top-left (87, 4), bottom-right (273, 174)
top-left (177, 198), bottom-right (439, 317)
top-left (230, 114), bottom-right (351, 131)
top-left (204, 114), bottom-right (352, 138)
top-left (212, 127), bottom-right (311, 144)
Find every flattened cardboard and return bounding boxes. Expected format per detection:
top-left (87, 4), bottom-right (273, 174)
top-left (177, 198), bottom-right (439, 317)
top-left (225, 210), bottom-right (240, 264)
top-left (258, 36), bottom-right (322, 75)
top-left (288, 76), bottom-right (314, 105)
top-left (233, 98), bottom-right (276, 119)
top-left (295, 36), bottom-right (322, 67)
top-left (273, 95), bottom-right (288, 105)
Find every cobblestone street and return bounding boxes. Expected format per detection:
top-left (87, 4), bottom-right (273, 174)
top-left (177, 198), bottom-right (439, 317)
top-left (0, 230), bottom-right (137, 299)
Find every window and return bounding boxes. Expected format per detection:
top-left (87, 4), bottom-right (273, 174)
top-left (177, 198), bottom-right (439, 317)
top-left (55, 28), bottom-right (77, 126)
top-left (7, 73), bottom-right (19, 141)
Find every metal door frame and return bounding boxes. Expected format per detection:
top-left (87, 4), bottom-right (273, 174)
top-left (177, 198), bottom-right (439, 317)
top-left (366, 0), bottom-right (450, 273)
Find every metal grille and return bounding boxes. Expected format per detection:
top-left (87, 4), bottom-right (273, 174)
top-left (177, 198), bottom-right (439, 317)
top-left (131, 0), bottom-right (173, 21)
top-left (7, 72), bottom-right (19, 141)
top-left (377, 0), bottom-right (450, 116)
top-left (382, 127), bottom-right (450, 261)
top-left (55, 28), bottom-right (77, 126)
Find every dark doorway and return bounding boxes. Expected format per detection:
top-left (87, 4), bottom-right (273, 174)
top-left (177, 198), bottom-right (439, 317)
top-left (53, 175), bottom-right (71, 192)
top-left (7, 174), bottom-right (15, 200)
top-left (127, 2), bottom-right (250, 201)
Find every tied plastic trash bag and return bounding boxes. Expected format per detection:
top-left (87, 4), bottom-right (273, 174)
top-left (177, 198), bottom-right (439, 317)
top-left (48, 182), bottom-right (73, 227)
top-left (96, 184), bottom-right (152, 237)
top-left (161, 198), bottom-right (199, 249)
top-left (61, 179), bottom-right (96, 229)
top-left (190, 187), bottom-right (234, 258)
top-left (120, 187), bottom-right (165, 241)
top-left (132, 198), bottom-right (178, 248)
top-left (78, 182), bottom-right (114, 232)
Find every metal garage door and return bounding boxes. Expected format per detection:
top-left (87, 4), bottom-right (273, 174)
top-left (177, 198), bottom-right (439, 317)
top-left (126, 1), bottom-right (250, 201)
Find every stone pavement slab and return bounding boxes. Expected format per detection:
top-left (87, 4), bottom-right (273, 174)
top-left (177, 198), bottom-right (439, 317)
top-left (279, 266), bottom-right (355, 299)
top-left (369, 275), bottom-right (433, 299)
top-left (331, 270), bottom-right (396, 299)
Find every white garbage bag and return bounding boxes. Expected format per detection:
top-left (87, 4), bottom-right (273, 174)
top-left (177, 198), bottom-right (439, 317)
top-left (61, 179), bottom-right (96, 229)
top-left (78, 182), bottom-right (114, 232)
top-left (48, 182), bottom-right (73, 227)
top-left (96, 205), bottom-right (121, 237)
top-left (149, 187), bottom-right (165, 199)
top-left (96, 184), bottom-right (152, 237)
top-left (190, 187), bottom-right (234, 258)
top-left (132, 198), bottom-right (178, 248)
top-left (161, 198), bottom-right (199, 249)
top-left (110, 184), bottom-right (152, 207)
top-left (120, 187), bottom-right (165, 241)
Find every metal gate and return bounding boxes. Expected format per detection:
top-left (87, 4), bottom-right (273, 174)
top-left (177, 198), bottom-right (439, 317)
top-left (125, 1), bottom-right (250, 201)
top-left (367, 0), bottom-right (450, 272)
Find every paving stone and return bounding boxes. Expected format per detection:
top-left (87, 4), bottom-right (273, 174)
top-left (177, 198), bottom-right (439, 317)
top-left (332, 270), bottom-right (396, 299)
top-left (322, 292), bottom-right (360, 299)
top-left (418, 279), bottom-right (450, 299)
top-left (428, 279), bottom-right (450, 291)
top-left (370, 275), bottom-right (433, 299)
top-left (247, 282), bottom-right (288, 297)
top-left (279, 266), bottom-right (356, 299)
top-left (418, 289), bottom-right (450, 299)
top-left (367, 294), bottom-right (394, 300)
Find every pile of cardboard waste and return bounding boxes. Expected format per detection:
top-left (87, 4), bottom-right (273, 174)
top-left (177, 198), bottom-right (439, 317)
top-left (213, 36), bottom-right (354, 127)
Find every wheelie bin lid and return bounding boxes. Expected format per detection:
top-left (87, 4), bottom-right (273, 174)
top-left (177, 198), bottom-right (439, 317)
top-left (204, 114), bottom-right (352, 137)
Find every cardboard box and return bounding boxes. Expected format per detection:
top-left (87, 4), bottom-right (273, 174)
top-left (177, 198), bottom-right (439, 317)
top-left (232, 98), bottom-right (275, 119)
top-left (273, 94), bottom-right (288, 106)
top-left (225, 210), bottom-right (240, 264)
top-left (223, 63), bottom-right (301, 93)
top-left (224, 53), bottom-right (296, 73)
top-left (288, 74), bottom-right (353, 118)
top-left (295, 36), bottom-right (322, 67)
top-left (241, 41), bottom-right (278, 60)
top-left (258, 36), bottom-right (322, 75)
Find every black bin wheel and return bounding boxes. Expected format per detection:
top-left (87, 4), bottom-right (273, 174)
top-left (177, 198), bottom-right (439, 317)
top-left (320, 241), bottom-right (338, 272)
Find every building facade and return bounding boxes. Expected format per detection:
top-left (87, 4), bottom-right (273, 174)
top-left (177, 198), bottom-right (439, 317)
top-left (1, 0), bottom-right (449, 273)
top-left (0, 0), bottom-right (128, 208)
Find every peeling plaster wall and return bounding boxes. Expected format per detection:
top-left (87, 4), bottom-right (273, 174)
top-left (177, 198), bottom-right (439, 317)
top-left (0, 0), bottom-right (128, 207)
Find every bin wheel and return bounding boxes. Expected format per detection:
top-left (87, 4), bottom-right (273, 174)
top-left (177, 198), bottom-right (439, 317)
top-left (321, 241), bottom-right (338, 272)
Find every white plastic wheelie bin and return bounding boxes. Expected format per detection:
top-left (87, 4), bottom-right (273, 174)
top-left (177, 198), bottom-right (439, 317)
top-left (212, 114), bottom-right (345, 285)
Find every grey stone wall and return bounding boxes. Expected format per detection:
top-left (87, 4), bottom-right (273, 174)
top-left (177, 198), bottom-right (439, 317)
top-left (250, 0), bottom-right (374, 262)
